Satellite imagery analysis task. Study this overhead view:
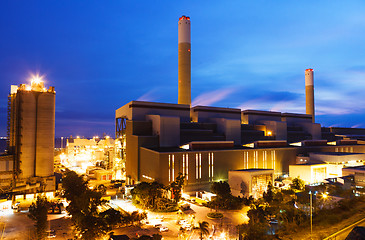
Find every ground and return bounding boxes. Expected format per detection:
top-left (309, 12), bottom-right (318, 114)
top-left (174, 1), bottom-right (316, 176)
top-left (2, 197), bottom-right (364, 240)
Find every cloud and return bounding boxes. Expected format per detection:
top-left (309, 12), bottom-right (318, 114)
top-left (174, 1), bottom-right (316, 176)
top-left (237, 91), bottom-right (303, 111)
top-left (137, 89), bottom-right (159, 102)
top-left (192, 87), bottom-right (237, 106)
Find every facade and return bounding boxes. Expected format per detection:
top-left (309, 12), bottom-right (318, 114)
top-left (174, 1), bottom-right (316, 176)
top-left (229, 169), bottom-right (274, 198)
top-left (113, 15), bottom-right (365, 196)
top-left (63, 136), bottom-right (123, 179)
top-left (0, 78), bottom-right (56, 194)
top-left (343, 166), bottom-right (365, 187)
top-left (115, 100), bottom-right (365, 194)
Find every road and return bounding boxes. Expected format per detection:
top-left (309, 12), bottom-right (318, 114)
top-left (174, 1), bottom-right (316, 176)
top-left (112, 199), bottom-right (250, 239)
top-left (0, 209), bottom-right (69, 240)
top-left (323, 217), bottom-right (365, 240)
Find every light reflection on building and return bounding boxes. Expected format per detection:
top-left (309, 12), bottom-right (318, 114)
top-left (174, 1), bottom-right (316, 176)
top-left (60, 136), bottom-right (125, 180)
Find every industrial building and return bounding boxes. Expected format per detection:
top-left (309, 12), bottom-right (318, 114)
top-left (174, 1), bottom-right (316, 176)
top-left (0, 76), bottom-right (56, 195)
top-left (62, 136), bottom-right (124, 179)
top-left (115, 16), bottom-right (365, 197)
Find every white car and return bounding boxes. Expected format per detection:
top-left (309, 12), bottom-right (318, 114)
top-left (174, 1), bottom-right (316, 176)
top-left (159, 226), bottom-right (169, 232)
top-left (178, 219), bottom-right (188, 225)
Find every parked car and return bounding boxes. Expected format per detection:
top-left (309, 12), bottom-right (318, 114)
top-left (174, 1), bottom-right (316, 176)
top-left (154, 224), bottom-right (162, 229)
top-left (159, 226), bottom-right (169, 232)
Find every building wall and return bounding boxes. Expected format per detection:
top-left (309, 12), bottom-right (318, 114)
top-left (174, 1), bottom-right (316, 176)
top-left (191, 106), bottom-right (241, 123)
top-left (35, 92), bottom-right (55, 177)
top-left (116, 101), bottom-right (190, 122)
top-left (146, 115), bottom-right (180, 147)
top-left (18, 91), bottom-right (37, 178)
top-left (125, 120), bottom-right (158, 184)
top-left (137, 147), bottom-right (300, 189)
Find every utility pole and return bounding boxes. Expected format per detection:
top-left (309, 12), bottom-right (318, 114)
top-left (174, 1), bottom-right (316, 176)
top-left (310, 191), bottom-right (313, 240)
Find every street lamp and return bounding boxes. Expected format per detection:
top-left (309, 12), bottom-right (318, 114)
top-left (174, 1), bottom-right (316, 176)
top-left (322, 192), bottom-right (328, 199)
top-left (309, 191), bottom-right (313, 240)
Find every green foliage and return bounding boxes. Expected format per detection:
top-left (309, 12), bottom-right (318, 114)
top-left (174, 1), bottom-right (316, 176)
top-left (131, 181), bottom-right (164, 209)
top-left (198, 221), bottom-right (209, 240)
top-left (263, 181), bottom-right (274, 203)
top-left (62, 170), bottom-right (121, 239)
top-left (170, 172), bottom-right (186, 203)
top-left (28, 196), bottom-right (49, 240)
top-left (121, 211), bottom-right (147, 226)
top-left (238, 223), bottom-right (269, 240)
top-left (211, 181), bottom-right (231, 197)
top-left (207, 181), bottom-right (244, 210)
top-left (131, 181), bottom-right (178, 212)
top-left (247, 203), bottom-right (267, 225)
top-left (291, 177), bottom-right (305, 191)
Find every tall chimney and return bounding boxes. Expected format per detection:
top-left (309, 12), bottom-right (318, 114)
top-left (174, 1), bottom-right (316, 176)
top-left (178, 15), bottom-right (191, 105)
top-left (305, 68), bottom-right (315, 123)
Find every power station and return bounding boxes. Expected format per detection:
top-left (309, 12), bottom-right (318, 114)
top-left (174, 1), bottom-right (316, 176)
top-left (115, 16), bottom-right (365, 197)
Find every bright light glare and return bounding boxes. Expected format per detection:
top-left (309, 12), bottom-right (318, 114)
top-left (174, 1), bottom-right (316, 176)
top-left (30, 74), bottom-right (43, 84)
top-left (322, 193), bottom-right (328, 199)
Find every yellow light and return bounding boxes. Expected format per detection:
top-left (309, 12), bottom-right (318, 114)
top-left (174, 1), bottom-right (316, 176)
top-left (30, 74), bottom-right (43, 84)
top-left (322, 193), bottom-right (328, 199)
top-left (267, 131), bottom-right (272, 136)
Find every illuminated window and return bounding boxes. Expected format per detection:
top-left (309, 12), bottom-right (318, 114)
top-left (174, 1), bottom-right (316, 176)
top-left (172, 155), bottom-right (175, 180)
top-left (196, 154), bottom-right (199, 179)
top-left (208, 153), bottom-right (211, 178)
top-left (183, 155), bottom-right (185, 176)
top-left (186, 154), bottom-right (189, 180)
top-left (168, 155), bottom-right (171, 182)
top-left (168, 154), bottom-right (175, 182)
top-left (199, 153), bottom-right (202, 179)
top-left (254, 151), bottom-right (258, 168)
top-left (246, 152), bottom-right (249, 169)
top-left (211, 153), bottom-right (214, 179)
top-left (271, 150), bottom-right (276, 170)
top-left (263, 151), bottom-right (267, 169)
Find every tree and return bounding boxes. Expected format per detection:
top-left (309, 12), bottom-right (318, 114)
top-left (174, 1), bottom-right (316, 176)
top-left (131, 181), bottom-right (178, 211)
top-left (211, 181), bottom-right (231, 198)
top-left (198, 221), bottom-right (209, 240)
top-left (62, 170), bottom-right (120, 239)
top-left (170, 172), bottom-right (186, 203)
top-left (247, 203), bottom-right (267, 225)
top-left (131, 181), bottom-right (164, 209)
top-left (291, 177), bottom-right (305, 191)
top-left (263, 181), bottom-right (274, 203)
top-left (28, 196), bottom-right (49, 240)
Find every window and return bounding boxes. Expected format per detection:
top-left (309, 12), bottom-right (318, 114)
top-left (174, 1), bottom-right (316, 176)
top-left (168, 154), bottom-right (175, 182)
top-left (209, 153), bottom-right (214, 180)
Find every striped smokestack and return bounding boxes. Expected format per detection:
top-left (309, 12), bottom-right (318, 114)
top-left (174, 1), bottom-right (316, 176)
top-left (305, 68), bottom-right (315, 123)
top-left (178, 15), bottom-right (191, 105)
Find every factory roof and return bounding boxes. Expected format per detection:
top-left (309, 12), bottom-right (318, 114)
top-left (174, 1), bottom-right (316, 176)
top-left (343, 165), bottom-right (365, 171)
top-left (311, 152), bottom-right (365, 156)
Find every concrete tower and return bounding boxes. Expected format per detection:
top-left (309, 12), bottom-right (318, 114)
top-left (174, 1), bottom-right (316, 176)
top-left (178, 15), bottom-right (191, 105)
top-left (9, 77), bottom-right (55, 178)
top-left (305, 68), bottom-right (315, 123)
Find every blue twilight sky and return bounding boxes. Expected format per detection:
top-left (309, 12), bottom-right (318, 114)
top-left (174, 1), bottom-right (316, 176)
top-left (1, 1), bottom-right (365, 138)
